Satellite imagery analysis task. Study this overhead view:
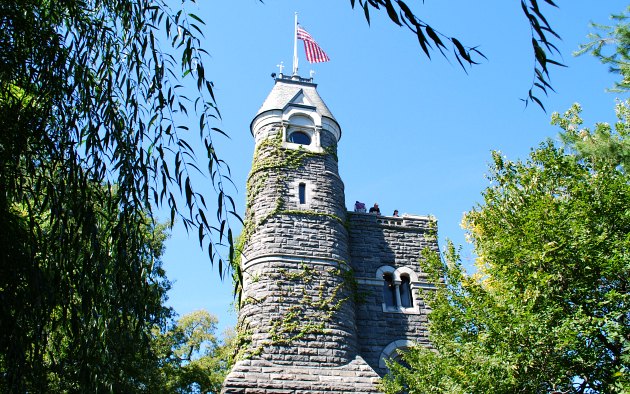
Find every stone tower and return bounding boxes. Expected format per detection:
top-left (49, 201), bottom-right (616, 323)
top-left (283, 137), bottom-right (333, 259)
top-left (222, 74), bottom-right (438, 393)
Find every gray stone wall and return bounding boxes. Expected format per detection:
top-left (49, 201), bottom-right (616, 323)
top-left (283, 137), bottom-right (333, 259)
top-left (234, 122), bottom-right (358, 367)
top-left (223, 357), bottom-right (381, 393)
top-left (348, 213), bottom-right (438, 375)
top-left (243, 216), bottom-right (349, 264)
top-left (246, 124), bottom-right (346, 226)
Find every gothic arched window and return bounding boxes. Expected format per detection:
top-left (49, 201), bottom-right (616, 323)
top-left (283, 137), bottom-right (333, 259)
top-left (383, 272), bottom-right (396, 308)
top-left (376, 265), bottom-right (420, 314)
top-left (400, 275), bottom-right (413, 308)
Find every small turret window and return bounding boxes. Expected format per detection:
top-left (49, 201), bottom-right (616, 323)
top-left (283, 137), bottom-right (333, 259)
top-left (299, 183), bottom-right (306, 204)
top-left (288, 131), bottom-right (311, 145)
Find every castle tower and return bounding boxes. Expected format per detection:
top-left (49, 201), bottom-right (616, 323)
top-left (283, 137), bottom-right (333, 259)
top-left (222, 74), bottom-right (381, 393)
top-left (222, 73), bottom-right (439, 393)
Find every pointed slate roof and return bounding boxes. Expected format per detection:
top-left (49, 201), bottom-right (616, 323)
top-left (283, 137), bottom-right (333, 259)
top-left (254, 75), bottom-right (336, 121)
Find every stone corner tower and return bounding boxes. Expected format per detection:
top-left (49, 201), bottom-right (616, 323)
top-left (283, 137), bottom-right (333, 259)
top-left (222, 73), bottom-right (437, 393)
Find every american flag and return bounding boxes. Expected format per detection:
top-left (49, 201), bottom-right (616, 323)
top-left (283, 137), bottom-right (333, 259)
top-left (297, 25), bottom-right (330, 63)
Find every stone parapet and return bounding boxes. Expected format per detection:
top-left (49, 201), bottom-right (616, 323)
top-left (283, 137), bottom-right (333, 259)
top-left (347, 212), bottom-right (438, 276)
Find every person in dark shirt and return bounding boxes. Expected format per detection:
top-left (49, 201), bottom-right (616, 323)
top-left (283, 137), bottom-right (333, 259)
top-left (369, 203), bottom-right (380, 215)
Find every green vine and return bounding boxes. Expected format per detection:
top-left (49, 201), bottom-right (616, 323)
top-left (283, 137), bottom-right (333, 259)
top-left (279, 209), bottom-right (344, 225)
top-left (425, 216), bottom-right (438, 242)
top-left (232, 322), bottom-right (261, 360)
top-left (231, 126), bottom-right (341, 302)
top-left (234, 263), bottom-right (357, 361)
top-left (230, 125), bottom-right (353, 361)
top-left (233, 260), bottom-right (367, 362)
top-left (268, 263), bottom-right (356, 346)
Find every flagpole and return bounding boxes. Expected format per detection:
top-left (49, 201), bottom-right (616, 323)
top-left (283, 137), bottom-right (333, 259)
top-left (292, 12), bottom-right (298, 75)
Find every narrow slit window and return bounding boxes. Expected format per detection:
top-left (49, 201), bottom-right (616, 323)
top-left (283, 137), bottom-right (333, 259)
top-left (299, 183), bottom-right (306, 204)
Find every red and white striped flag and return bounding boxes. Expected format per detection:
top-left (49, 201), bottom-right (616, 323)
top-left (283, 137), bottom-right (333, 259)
top-left (297, 25), bottom-right (330, 63)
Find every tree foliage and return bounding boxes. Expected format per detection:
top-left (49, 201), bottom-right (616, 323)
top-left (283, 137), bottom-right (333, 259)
top-left (0, 182), bottom-right (172, 391)
top-left (555, 101), bottom-right (630, 171)
top-left (1, 0), bottom-right (233, 390)
top-left (1, 0), bottom-right (238, 272)
top-left (576, 6), bottom-right (630, 92)
top-left (149, 310), bottom-right (235, 394)
top-left (382, 103), bottom-right (630, 393)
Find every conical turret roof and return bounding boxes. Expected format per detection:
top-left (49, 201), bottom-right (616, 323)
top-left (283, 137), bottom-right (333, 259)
top-left (253, 75), bottom-right (336, 120)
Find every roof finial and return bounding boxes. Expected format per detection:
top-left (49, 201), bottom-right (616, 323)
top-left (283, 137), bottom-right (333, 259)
top-left (277, 61), bottom-right (284, 75)
top-left (309, 69), bottom-right (315, 80)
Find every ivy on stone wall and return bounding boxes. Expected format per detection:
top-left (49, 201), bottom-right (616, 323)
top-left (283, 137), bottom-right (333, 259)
top-left (230, 125), bottom-right (356, 362)
top-left (232, 126), bottom-right (342, 303)
top-left (233, 262), bottom-right (357, 361)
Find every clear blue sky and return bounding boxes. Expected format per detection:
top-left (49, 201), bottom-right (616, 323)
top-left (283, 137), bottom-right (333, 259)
top-left (160, 0), bottom-right (629, 334)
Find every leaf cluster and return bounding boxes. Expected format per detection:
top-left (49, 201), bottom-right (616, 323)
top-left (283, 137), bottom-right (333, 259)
top-left (351, 0), bottom-right (484, 69)
top-left (382, 105), bottom-right (630, 393)
top-left (0, 181), bottom-right (172, 392)
top-left (1, 0), bottom-right (239, 273)
top-left (576, 6), bottom-right (630, 92)
top-left (149, 310), bottom-right (235, 394)
top-left (554, 101), bottom-right (630, 172)
top-left (0, 0), bottom-right (237, 390)
top-left (350, 0), bottom-right (563, 111)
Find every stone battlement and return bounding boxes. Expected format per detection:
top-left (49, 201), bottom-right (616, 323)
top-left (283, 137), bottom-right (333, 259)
top-left (348, 211), bottom-right (435, 230)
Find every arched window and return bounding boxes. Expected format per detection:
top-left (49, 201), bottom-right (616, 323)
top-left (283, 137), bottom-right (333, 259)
top-left (379, 340), bottom-right (415, 370)
top-left (376, 265), bottom-right (419, 314)
top-left (383, 273), bottom-right (396, 308)
top-left (390, 351), bottom-right (411, 370)
top-left (288, 131), bottom-right (311, 145)
top-left (400, 275), bottom-right (413, 308)
top-left (298, 183), bottom-right (306, 204)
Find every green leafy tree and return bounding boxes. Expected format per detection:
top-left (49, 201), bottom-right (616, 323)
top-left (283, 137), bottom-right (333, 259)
top-left (555, 101), bottom-right (630, 172)
top-left (1, 0), bottom-right (231, 390)
top-left (576, 6), bottom-right (630, 92)
top-left (150, 310), bottom-right (235, 394)
top-left (382, 103), bottom-right (630, 393)
top-left (0, 181), bottom-right (172, 392)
